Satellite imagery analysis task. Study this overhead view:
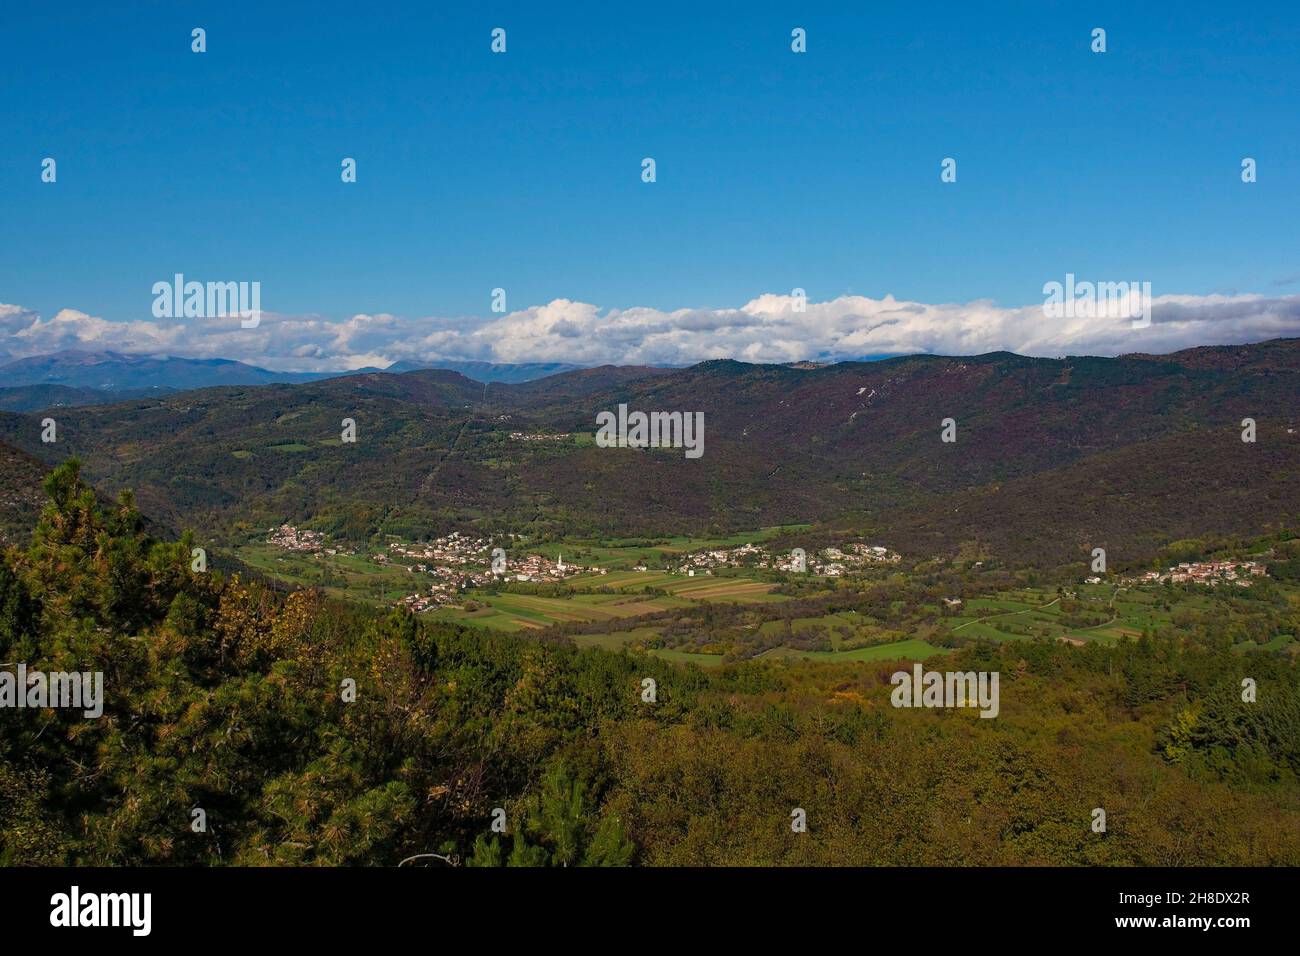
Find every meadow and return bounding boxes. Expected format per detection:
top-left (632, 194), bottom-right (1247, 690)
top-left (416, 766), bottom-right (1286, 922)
top-left (946, 585), bottom-right (1202, 645)
top-left (231, 536), bottom-right (1298, 666)
top-left (430, 571), bottom-right (784, 632)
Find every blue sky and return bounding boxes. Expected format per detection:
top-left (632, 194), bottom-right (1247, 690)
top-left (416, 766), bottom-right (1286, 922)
top-left (2, 1), bottom-right (1299, 368)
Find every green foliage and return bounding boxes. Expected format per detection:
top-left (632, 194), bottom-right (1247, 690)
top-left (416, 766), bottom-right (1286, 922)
top-left (466, 762), bottom-right (634, 867)
top-left (3, 341), bottom-right (1298, 563)
top-left (1159, 678), bottom-right (1300, 785)
top-left (2, 465), bottom-right (1299, 866)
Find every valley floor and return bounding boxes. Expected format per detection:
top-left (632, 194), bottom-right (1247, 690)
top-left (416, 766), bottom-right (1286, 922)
top-left (233, 528), bottom-right (1300, 666)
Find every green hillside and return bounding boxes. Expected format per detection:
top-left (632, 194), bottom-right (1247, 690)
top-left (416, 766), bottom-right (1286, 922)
top-left (1, 340), bottom-right (1297, 571)
top-left (3, 461), bottom-right (1299, 866)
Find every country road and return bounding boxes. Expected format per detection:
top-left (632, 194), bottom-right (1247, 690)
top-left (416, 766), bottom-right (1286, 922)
top-left (951, 596), bottom-right (1061, 632)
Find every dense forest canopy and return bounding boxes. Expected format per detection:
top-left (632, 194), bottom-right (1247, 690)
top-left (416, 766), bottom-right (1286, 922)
top-left (2, 339), bottom-right (1296, 567)
top-left (2, 461), bottom-right (1298, 866)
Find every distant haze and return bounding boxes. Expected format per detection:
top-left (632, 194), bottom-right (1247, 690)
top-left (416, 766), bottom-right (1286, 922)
top-left (0, 350), bottom-right (581, 392)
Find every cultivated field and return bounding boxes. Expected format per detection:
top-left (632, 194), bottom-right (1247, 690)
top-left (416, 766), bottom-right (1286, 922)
top-left (431, 571), bottom-right (783, 631)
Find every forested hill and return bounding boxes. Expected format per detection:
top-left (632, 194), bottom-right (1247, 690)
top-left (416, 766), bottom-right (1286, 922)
top-left (0, 339), bottom-right (1296, 568)
top-left (0, 441), bottom-right (47, 546)
top-left (2, 461), bottom-right (1299, 866)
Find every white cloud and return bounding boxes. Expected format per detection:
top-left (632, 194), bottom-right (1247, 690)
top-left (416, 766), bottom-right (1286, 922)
top-left (2, 291), bottom-right (1298, 372)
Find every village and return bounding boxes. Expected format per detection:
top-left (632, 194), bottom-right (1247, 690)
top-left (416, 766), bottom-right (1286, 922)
top-left (507, 431), bottom-right (568, 443)
top-left (670, 541), bottom-right (901, 577)
top-left (1120, 559), bottom-right (1269, 587)
top-left (266, 524), bottom-right (905, 614)
top-left (266, 524), bottom-right (350, 555)
top-left (394, 539), bottom-right (597, 612)
top-left (266, 525), bottom-right (598, 612)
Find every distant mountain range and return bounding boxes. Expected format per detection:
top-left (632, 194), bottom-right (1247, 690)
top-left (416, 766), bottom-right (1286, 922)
top-left (379, 359), bottom-right (582, 383)
top-left (0, 382), bottom-right (181, 413)
top-left (0, 350), bottom-right (320, 390)
top-left (0, 350), bottom-right (584, 397)
top-left (2, 338), bottom-right (1296, 568)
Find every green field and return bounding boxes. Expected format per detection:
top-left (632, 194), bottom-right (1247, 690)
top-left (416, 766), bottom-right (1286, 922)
top-left (430, 572), bottom-right (781, 631)
top-left (945, 584), bottom-right (1251, 646)
top-left (568, 626), bottom-right (662, 651)
top-left (650, 648), bottom-right (727, 667)
top-left (1236, 634), bottom-right (1298, 654)
top-left (233, 532), bottom-right (1300, 666)
top-left (234, 542), bottom-right (418, 601)
top-left (757, 639), bottom-right (943, 663)
top-left (430, 592), bottom-right (681, 632)
top-left (233, 529), bottom-right (790, 634)
top-left (573, 569), bottom-right (785, 600)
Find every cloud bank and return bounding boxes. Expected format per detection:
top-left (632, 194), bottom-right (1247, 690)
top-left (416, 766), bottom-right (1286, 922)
top-left (2, 292), bottom-right (1299, 372)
